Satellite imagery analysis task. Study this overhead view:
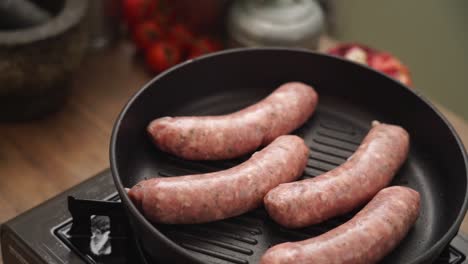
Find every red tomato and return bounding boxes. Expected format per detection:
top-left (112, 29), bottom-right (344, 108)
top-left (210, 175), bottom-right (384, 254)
top-left (187, 37), bottom-right (222, 59)
top-left (122, 0), bottom-right (158, 28)
top-left (153, 11), bottom-right (176, 26)
top-left (368, 53), bottom-right (412, 86)
top-left (148, 0), bottom-right (178, 26)
top-left (132, 21), bottom-right (164, 51)
top-left (146, 42), bottom-right (182, 73)
top-left (327, 44), bottom-right (412, 87)
top-left (168, 24), bottom-right (195, 51)
top-left (169, 0), bottom-right (223, 34)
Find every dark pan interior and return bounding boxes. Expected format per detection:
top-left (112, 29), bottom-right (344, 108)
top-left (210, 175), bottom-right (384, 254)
top-left (111, 49), bottom-right (468, 264)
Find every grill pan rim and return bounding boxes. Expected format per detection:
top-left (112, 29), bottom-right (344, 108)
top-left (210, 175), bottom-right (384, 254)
top-left (110, 47), bottom-right (468, 263)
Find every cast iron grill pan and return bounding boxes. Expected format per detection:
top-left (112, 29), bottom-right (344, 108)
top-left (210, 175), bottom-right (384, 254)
top-left (111, 49), bottom-right (468, 264)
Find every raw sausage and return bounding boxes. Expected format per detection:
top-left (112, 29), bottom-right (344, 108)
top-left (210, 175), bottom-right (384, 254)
top-left (129, 135), bottom-right (309, 224)
top-left (260, 186), bottom-right (420, 264)
top-left (264, 122), bottom-right (410, 228)
top-left (147, 82), bottom-right (318, 160)
top-left (128, 135), bottom-right (309, 224)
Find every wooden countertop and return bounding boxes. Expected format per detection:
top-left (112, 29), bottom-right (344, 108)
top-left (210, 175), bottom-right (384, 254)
top-left (0, 39), bottom-right (467, 236)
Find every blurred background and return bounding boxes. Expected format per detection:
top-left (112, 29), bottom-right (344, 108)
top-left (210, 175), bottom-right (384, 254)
top-left (332, 0), bottom-right (468, 120)
top-left (1, 0), bottom-right (467, 121)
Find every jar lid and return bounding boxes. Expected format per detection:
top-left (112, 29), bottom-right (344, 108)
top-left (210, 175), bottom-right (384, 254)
top-left (227, 0), bottom-right (324, 47)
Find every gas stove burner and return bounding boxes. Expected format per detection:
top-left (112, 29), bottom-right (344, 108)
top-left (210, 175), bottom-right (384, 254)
top-left (1, 169), bottom-right (467, 263)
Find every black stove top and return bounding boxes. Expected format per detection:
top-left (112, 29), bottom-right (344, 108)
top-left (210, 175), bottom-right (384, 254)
top-left (1, 169), bottom-right (467, 264)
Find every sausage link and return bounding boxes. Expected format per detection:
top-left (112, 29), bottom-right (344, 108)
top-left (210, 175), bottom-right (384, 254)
top-left (261, 186), bottom-right (420, 264)
top-left (264, 122), bottom-right (410, 228)
top-left (147, 82), bottom-right (318, 160)
top-left (128, 135), bottom-right (309, 224)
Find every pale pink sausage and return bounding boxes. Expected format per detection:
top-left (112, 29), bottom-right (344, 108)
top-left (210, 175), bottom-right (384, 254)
top-left (261, 186), bottom-right (420, 264)
top-left (128, 135), bottom-right (309, 224)
top-left (147, 82), bottom-right (318, 160)
top-left (264, 122), bottom-right (410, 228)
